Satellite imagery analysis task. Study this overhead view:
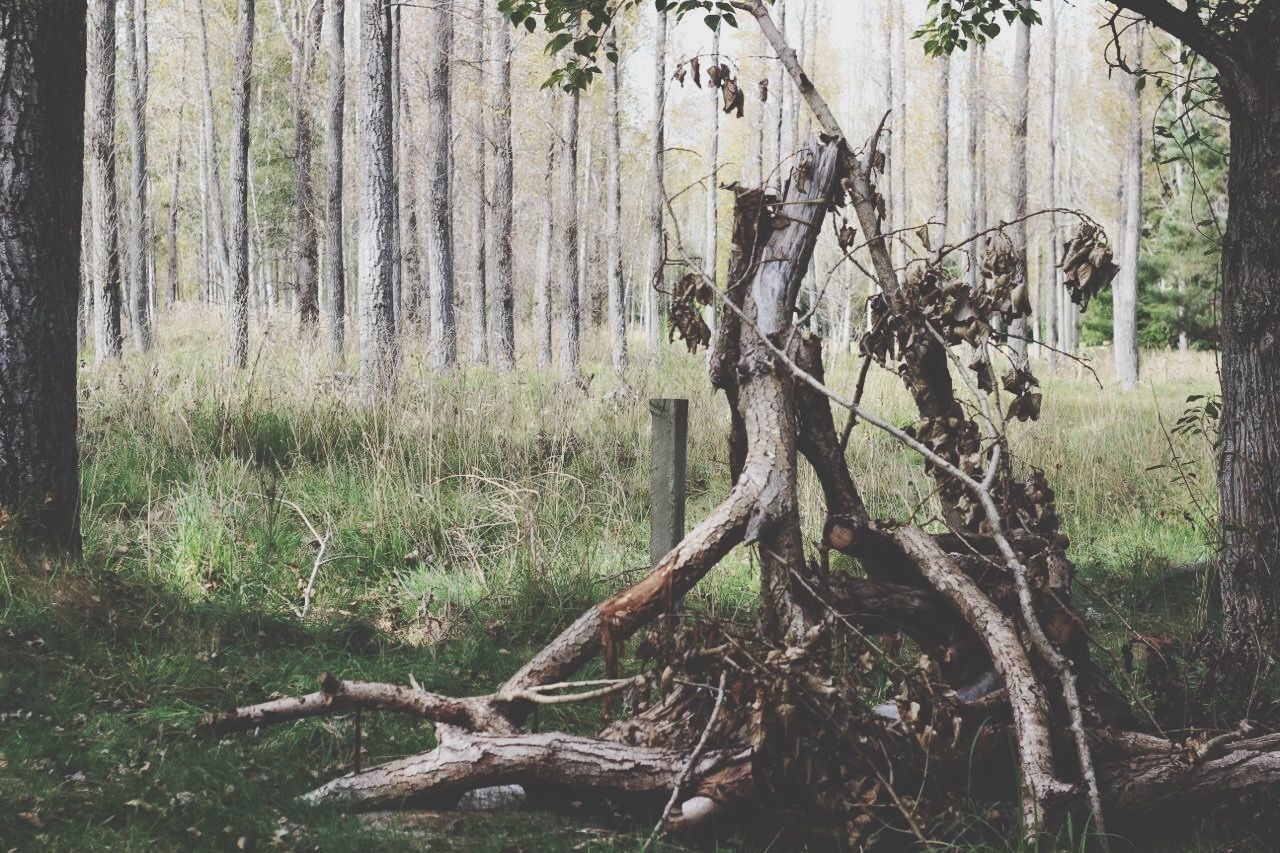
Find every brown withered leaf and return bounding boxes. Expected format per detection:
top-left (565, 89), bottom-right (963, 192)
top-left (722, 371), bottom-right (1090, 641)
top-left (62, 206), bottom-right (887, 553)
top-left (757, 78), bottom-right (769, 102)
top-left (1006, 392), bottom-right (1043, 422)
top-left (673, 63), bottom-right (686, 86)
top-left (690, 56), bottom-right (702, 88)
top-left (721, 78), bottom-right (743, 117)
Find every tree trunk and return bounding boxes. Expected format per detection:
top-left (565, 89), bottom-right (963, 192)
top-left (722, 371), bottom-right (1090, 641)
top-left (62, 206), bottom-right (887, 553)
top-left (645, 8), bottom-right (666, 351)
top-left (323, 0), bottom-right (346, 363)
top-left (196, 0), bottom-right (230, 301)
top-left (122, 0), bottom-right (152, 352)
top-left (535, 142), bottom-right (554, 368)
top-left (605, 35), bottom-right (627, 374)
top-left (469, 0), bottom-right (488, 365)
top-left (278, 0), bottom-right (323, 333)
top-left (1008, 10), bottom-right (1030, 363)
top-left (966, 46), bottom-right (985, 293)
top-left (1216, 81), bottom-right (1280, 670)
top-left (0, 0), bottom-right (87, 549)
top-left (357, 0), bottom-right (398, 400)
top-left (1042, 1), bottom-right (1059, 366)
top-left (226, 0), bottom-right (254, 369)
top-left (558, 84), bottom-right (582, 382)
top-left (889, 0), bottom-right (906, 268)
top-left (426, 0), bottom-right (456, 370)
top-left (705, 26), bottom-right (721, 298)
top-left (1114, 25), bottom-right (1143, 389)
top-left (488, 8), bottom-right (514, 372)
top-left (931, 50), bottom-right (950, 252)
top-left (166, 110), bottom-right (183, 307)
top-left (88, 0), bottom-right (122, 363)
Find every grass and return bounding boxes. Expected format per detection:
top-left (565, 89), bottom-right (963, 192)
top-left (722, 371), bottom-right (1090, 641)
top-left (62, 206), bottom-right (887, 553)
top-left (0, 308), bottom-right (1234, 850)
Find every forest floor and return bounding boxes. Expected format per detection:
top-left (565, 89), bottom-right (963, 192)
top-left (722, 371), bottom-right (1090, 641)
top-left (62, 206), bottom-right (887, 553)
top-left (0, 309), bottom-right (1250, 850)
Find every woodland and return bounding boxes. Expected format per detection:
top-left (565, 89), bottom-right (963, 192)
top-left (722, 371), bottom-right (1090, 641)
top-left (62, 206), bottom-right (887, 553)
top-left (2, 0), bottom-right (1279, 849)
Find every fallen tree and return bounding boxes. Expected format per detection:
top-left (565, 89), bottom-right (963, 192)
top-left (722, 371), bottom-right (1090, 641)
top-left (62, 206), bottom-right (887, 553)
top-left (199, 5), bottom-right (1280, 846)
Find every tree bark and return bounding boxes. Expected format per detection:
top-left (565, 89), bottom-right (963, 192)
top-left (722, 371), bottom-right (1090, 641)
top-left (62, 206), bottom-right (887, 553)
top-left (323, 0), bottom-right (346, 363)
top-left (966, 46), bottom-right (985, 294)
top-left (469, 0), bottom-right (488, 365)
top-left (166, 110), bottom-right (183, 307)
top-left (1216, 78), bottom-right (1280, 670)
top-left (605, 35), bottom-right (627, 374)
top-left (645, 8), bottom-right (666, 351)
top-left (122, 0), bottom-right (152, 352)
top-left (488, 7), bottom-right (515, 372)
top-left (1008, 10), bottom-right (1030, 363)
top-left (557, 83), bottom-right (582, 381)
top-left (0, 0), bottom-right (87, 548)
top-left (195, 0), bottom-right (230, 304)
top-left (1042, 2), bottom-right (1059, 366)
top-left (535, 142), bottom-right (554, 368)
top-left (931, 51), bottom-right (950, 252)
top-left (1114, 24), bottom-right (1143, 389)
top-left (426, 0), bottom-right (456, 370)
top-left (87, 0), bottom-right (122, 363)
top-left (357, 0), bottom-right (398, 400)
top-left (226, 0), bottom-right (255, 369)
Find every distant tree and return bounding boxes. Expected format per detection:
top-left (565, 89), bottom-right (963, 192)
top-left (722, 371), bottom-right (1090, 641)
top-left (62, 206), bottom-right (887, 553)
top-left (605, 29), bottom-right (627, 374)
top-left (323, 0), bottom-right (346, 363)
top-left (122, 0), bottom-right (153, 352)
top-left (226, 0), bottom-right (255, 369)
top-left (426, 0), bottom-right (457, 370)
top-left (488, 6), bottom-right (515, 372)
top-left (930, 50), bottom-right (950, 252)
top-left (705, 25), bottom-right (721, 298)
top-left (469, 0), bottom-right (489, 365)
top-left (0, 0), bottom-right (87, 549)
top-left (274, 0), bottom-right (324, 333)
top-left (1041, 3), bottom-right (1059, 364)
top-left (1114, 24), bottom-right (1144, 389)
top-left (645, 7), bottom-right (666, 351)
top-left (535, 141), bottom-right (555, 368)
top-left (196, 0), bottom-right (230, 302)
top-left (166, 110), bottom-right (183, 307)
top-left (1008, 6), bottom-right (1030, 363)
top-left (558, 80), bottom-right (583, 381)
top-left (87, 0), bottom-right (123, 363)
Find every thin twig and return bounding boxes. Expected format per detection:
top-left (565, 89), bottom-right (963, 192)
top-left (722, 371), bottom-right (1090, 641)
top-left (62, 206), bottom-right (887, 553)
top-left (645, 671), bottom-right (728, 850)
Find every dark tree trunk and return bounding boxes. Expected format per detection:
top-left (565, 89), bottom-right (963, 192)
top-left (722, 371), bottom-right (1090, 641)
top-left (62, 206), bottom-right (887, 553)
top-left (1217, 81), bottom-right (1280, 670)
top-left (323, 0), bottom-right (346, 363)
top-left (166, 112), bottom-right (182, 307)
top-left (284, 0), bottom-right (323, 332)
top-left (226, 0), bottom-right (254, 369)
top-left (0, 0), bottom-right (87, 549)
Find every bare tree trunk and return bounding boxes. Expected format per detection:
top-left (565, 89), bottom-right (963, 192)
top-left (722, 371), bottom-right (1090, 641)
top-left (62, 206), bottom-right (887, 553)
top-left (645, 8), bottom-right (666, 351)
top-left (558, 84), bottom-right (582, 381)
top-left (122, 0), bottom-right (152, 352)
top-left (1043, 3), bottom-right (1060, 366)
top-left (356, 0), bottom-right (398, 399)
top-left (166, 110), bottom-right (183, 307)
top-left (705, 26), bottom-right (721, 293)
top-left (226, 0), bottom-right (254, 369)
top-left (469, 0), bottom-right (488, 364)
top-left (88, 0), bottom-right (122, 363)
top-left (1008, 10), bottom-right (1030, 363)
top-left (276, 0), bottom-right (323, 333)
top-left (196, 0), bottom-right (230, 297)
top-left (1115, 25), bottom-right (1143, 389)
top-left (931, 51), bottom-right (949, 252)
top-left (889, 0), bottom-right (906, 268)
top-left (535, 142), bottom-right (554, 368)
top-left (606, 39), bottom-right (627, 374)
top-left (771, 0), bottom-right (785, 190)
top-left (488, 7), bottom-right (514, 371)
top-left (426, 0), bottom-right (456, 370)
top-left (323, 0), bottom-right (346, 363)
top-left (0, 0), bottom-right (87, 548)
top-left (967, 47), bottom-right (986, 293)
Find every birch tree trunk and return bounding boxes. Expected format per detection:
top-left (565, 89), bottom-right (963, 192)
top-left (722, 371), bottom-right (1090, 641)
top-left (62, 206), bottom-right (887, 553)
top-left (88, 0), bottom-right (123, 363)
top-left (889, 0), bottom-right (906, 268)
top-left (357, 0), bottom-right (398, 400)
top-left (0, 0), bottom-right (87, 548)
top-left (469, 0), bottom-right (488, 365)
top-left (323, 0), bottom-right (346, 363)
top-left (1008, 11), bottom-right (1031, 363)
top-left (1114, 25), bottom-right (1144, 389)
top-left (226, 0), bottom-right (255, 369)
top-left (488, 7), bottom-right (515, 371)
top-left (558, 84), bottom-right (582, 381)
top-left (645, 8), bottom-right (667, 351)
top-left (705, 26), bottom-right (721, 293)
top-left (605, 38), bottom-right (627, 374)
top-left (966, 47), bottom-right (986, 293)
top-left (426, 0), bottom-right (457, 370)
top-left (122, 0), bottom-right (152, 352)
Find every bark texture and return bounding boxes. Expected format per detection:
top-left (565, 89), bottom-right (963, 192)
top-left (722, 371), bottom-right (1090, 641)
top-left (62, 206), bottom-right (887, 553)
top-left (426, 0), bottom-right (456, 370)
top-left (488, 9), bottom-right (515, 372)
top-left (469, 0), bottom-right (488, 365)
top-left (87, 0), bottom-right (122, 363)
top-left (1114, 25), bottom-right (1144, 389)
top-left (357, 0), bottom-right (398, 400)
top-left (278, 0), bottom-right (323, 332)
top-left (323, 0), bottom-right (346, 362)
top-left (605, 37), bottom-right (627, 374)
top-left (122, 0), bottom-right (152, 352)
top-left (645, 9), bottom-right (666, 351)
top-left (0, 0), bottom-right (87, 548)
top-left (1009, 11), bottom-right (1030, 362)
top-left (226, 0), bottom-right (255, 369)
top-left (558, 85), bottom-right (582, 381)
